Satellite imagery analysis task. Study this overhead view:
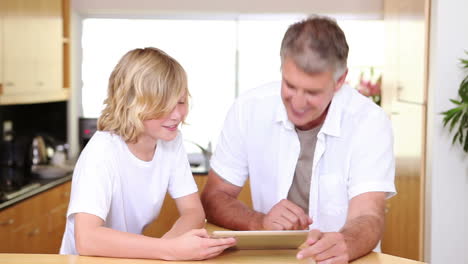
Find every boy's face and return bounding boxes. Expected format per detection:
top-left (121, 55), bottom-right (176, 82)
top-left (142, 93), bottom-right (188, 142)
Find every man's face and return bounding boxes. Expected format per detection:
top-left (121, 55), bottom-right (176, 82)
top-left (281, 58), bottom-right (345, 130)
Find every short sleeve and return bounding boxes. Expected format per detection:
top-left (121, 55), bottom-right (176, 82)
top-left (167, 134), bottom-right (198, 199)
top-left (210, 100), bottom-right (249, 187)
top-left (348, 109), bottom-right (396, 200)
top-left (66, 147), bottom-right (114, 221)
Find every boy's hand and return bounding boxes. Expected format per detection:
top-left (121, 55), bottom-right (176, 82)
top-left (163, 229), bottom-right (236, 260)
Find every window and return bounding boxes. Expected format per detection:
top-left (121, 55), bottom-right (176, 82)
top-left (81, 17), bottom-right (384, 149)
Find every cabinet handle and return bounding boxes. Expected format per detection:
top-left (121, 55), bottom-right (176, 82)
top-left (5, 82), bottom-right (14, 87)
top-left (28, 228), bottom-right (40, 236)
top-left (0, 83), bottom-right (3, 95)
top-left (37, 81), bottom-right (44, 86)
top-left (0, 218), bottom-right (15, 225)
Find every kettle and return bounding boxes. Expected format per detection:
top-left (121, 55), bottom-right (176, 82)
top-left (31, 136), bottom-right (49, 166)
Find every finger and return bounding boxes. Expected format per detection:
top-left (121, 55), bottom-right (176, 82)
top-left (314, 238), bottom-right (347, 262)
top-left (190, 228), bottom-right (209, 238)
top-left (298, 233), bottom-right (336, 260)
top-left (312, 232), bottom-right (343, 254)
top-left (204, 237), bottom-right (236, 247)
top-left (314, 247), bottom-right (338, 263)
top-left (279, 209), bottom-right (301, 229)
top-left (280, 200), bottom-right (311, 228)
top-left (306, 229), bottom-right (323, 245)
top-left (205, 243), bottom-right (234, 255)
top-left (272, 215), bottom-right (297, 230)
top-left (271, 222), bottom-right (286, 230)
top-left (199, 243), bottom-right (234, 260)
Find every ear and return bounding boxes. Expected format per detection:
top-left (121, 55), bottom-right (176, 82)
top-left (334, 69), bottom-right (348, 92)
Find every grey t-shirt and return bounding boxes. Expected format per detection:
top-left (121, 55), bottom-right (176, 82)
top-left (287, 124), bottom-right (322, 214)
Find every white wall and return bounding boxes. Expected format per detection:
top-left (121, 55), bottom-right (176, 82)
top-left (425, 0), bottom-right (468, 263)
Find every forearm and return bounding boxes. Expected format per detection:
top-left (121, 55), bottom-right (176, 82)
top-left (340, 214), bottom-right (384, 261)
top-left (76, 226), bottom-right (170, 259)
top-left (163, 209), bottom-right (205, 239)
top-left (203, 190), bottom-right (264, 230)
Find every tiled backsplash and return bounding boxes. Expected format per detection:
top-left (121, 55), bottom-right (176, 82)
top-left (0, 101), bottom-right (67, 143)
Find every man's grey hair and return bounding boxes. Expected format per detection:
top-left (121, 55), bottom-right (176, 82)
top-left (280, 15), bottom-right (349, 81)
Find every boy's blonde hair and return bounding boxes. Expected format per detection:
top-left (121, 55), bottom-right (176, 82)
top-left (98, 47), bottom-right (189, 143)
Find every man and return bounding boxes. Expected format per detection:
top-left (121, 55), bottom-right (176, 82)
top-left (201, 16), bottom-right (396, 263)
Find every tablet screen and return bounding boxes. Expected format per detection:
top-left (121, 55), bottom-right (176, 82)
top-left (212, 230), bottom-right (309, 250)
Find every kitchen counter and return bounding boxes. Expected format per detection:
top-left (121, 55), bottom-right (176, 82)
top-left (0, 173), bottom-right (72, 211)
top-left (0, 166), bottom-right (206, 211)
top-left (0, 251), bottom-right (425, 264)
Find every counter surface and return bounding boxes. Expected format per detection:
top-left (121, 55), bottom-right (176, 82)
top-left (0, 174), bottom-right (72, 210)
top-left (0, 251), bottom-right (425, 264)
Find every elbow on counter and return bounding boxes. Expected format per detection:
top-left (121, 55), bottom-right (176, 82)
top-left (75, 231), bottom-right (96, 256)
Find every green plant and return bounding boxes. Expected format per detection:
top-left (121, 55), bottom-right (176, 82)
top-left (442, 52), bottom-right (468, 153)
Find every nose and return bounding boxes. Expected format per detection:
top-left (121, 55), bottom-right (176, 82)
top-left (290, 91), bottom-right (307, 111)
top-left (169, 105), bottom-right (182, 121)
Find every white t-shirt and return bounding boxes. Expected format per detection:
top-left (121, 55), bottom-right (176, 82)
top-left (60, 131), bottom-right (197, 255)
top-left (211, 81), bottom-right (396, 233)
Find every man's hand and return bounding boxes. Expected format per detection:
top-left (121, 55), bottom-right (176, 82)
top-left (297, 229), bottom-right (349, 264)
top-left (163, 229), bottom-right (236, 260)
top-left (262, 199), bottom-right (312, 230)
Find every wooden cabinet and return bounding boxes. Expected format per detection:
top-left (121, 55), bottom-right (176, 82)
top-left (0, 0), bottom-right (69, 105)
top-left (143, 175), bottom-right (252, 238)
top-left (381, 0), bottom-right (429, 261)
top-left (0, 181), bottom-right (71, 253)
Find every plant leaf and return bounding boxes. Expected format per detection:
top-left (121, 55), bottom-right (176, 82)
top-left (449, 111), bottom-right (463, 131)
top-left (458, 114), bottom-right (467, 145)
top-left (442, 107), bottom-right (463, 126)
top-left (464, 129), bottom-right (468, 153)
top-left (460, 78), bottom-right (468, 102)
top-left (459, 127), bottom-right (464, 145)
top-left (452, 131), bottom-right (460, 145)
top-left (461, 59), bottom-right (468, 67)
top-left (450, 99), bottom-right (462, 105)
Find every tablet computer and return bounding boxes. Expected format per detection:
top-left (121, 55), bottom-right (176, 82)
top-left (212, 230), bottom-right (309, 250)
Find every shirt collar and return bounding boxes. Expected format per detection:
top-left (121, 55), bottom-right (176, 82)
top-left (275, 84), bottom-right (350, 138)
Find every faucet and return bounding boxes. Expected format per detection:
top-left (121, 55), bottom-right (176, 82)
top-left (185, 140), bottom-right (212, 170)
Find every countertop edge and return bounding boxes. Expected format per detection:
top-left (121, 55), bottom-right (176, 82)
top-left (0, 174), bottom-right (72, 211)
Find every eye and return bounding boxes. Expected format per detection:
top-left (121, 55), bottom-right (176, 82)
top-left (286, 83), bottom-right (296, 91)
top-left (178, 101), bottom-right (186, 105)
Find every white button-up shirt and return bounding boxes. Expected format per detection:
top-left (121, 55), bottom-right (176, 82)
top-left (211, 81), bottom-right (396, 232)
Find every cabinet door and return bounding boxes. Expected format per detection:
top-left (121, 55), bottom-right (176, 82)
top-left (10, 217), bottom-right (49, 253)
top-left (1, 0), bottom-right (67, 105)
top-left (381, 0), bottom-right (428, 261)
top-left (47, 203), bottom-right (68, 253)
top-left (0, 181), bottom-right (71, 253)
top-left (2, 0), bottom-right (37, 103)
top-left (0, 207), bottom-right (21, 253)
top-left (396, 0), bottom-right (426, 105)
top-left (45, 181), bottom-right (71, 253)
top-left (34, 0), bottom-right (66, 102)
